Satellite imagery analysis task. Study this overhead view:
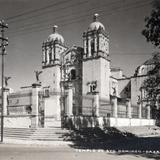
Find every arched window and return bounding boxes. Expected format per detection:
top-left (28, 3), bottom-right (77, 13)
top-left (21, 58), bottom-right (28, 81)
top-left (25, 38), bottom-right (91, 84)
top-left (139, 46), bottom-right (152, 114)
top-left (45, 46), bottom-right (47, 63)
top-left (49, 50), bottom-right (52, 63)
top-left (91, 40), bottom-right (94, 56)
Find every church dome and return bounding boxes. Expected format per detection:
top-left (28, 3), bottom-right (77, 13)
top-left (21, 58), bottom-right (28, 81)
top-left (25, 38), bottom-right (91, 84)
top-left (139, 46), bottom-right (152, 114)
top-left (47, 25), bottom-right (64, 44)
top-left (88, 13), bottom-right (105, 31)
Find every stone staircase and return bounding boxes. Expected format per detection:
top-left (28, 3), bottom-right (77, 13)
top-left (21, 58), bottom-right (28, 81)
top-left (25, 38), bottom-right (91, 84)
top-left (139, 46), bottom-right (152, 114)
top-left (3, 128), bottom-right (35, 140)
top-left (1, 127), bottom-right (70, 141)
top-left (29, 128), bottom-right (69, 141)
top-left (117, 125), bottom-right (160, 137)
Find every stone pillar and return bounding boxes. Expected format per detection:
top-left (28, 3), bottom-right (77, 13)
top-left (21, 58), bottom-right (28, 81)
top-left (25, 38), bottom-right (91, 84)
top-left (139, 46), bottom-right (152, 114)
top-left (3, 88), bottom-right (9, 116)
top-left (44, 46), bottom-right (47, 65)
top-left (50, 45), bottom-right (53, 64)
top-left (66, 86), bottom-right (73, 116)
top-left (112, 96), bottom-right (118, 118)
top-left (46, 46), bottom-right (49, 64)
top-left (126, 99), bottom-right (131, 118)
top-left (42, 46), bottom-right (45, 65)
top-left (97, 35), bottom-right (99, 52)
top-left (138, 103), bottom-right (142, 119)
top-left (88, 37), bottom-right (91, 57)
top-left (94, 35), bottom-right (97, 54)
top-left (93, 93), bottom-right (99, 116)
top-left (31, 83), bottom-right (41, 128)
top-left (147, 105), bottom-right (151, 119)
top-left (83, 38), bottom-right (87, 56)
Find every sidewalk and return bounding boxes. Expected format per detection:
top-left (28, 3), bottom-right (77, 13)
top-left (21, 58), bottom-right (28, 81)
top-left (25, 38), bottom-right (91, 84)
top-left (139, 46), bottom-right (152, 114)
top-left (0, 138), bottom-right (73, 148)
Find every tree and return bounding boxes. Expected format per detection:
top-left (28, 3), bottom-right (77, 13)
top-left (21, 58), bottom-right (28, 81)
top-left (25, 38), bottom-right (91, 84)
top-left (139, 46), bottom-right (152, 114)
top-left (140, 0), bottom-right (160, 123)
top-left (141, 1), bottom-right (160, 117)
top-left (141, 52), bottom-right (160, 120)
top-left (142, 52), bottom-right (160, 104)
top-left (142, 0), bottom-right (160, 47)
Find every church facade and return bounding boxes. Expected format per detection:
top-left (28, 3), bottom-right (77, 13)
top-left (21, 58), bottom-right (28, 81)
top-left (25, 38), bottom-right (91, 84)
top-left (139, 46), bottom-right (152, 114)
top-left (2, 14), bottom-right (155, 128)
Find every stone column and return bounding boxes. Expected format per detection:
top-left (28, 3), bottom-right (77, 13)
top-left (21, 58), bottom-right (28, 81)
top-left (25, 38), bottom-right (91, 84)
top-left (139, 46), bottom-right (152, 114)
top-left (31, 83), bottom-right (41, 128)
top-left (112, 96), bottom-right (118, 118)
top-left (50, 45), bottom-right (53, 64)
top-left (66, 85), bottom-right (73, 116)
top-left (126, 99), bottom-right (131, 118)
top-left (42, 46), bottom-right (45, 65)
top-left (93, 93), bottom-right (99, 116)
top-left (147, 105), bottom-right (151, 119)
top-left (46, 46), bottom-right (49, 64)
top-left (94, 35), bottom-right (97, 54)
top-left (97, 35), bottom-right (99, 52)
top-left (83, 38), bottom-right (87, 56)
top-left (45, 46), bottom-right (47, 64)
top-left (3, 88), bottom-right (9, 116)
top-left (138, 103), bottom-right (142, 119)
top-left (88, 37), bottom-right (91, 57)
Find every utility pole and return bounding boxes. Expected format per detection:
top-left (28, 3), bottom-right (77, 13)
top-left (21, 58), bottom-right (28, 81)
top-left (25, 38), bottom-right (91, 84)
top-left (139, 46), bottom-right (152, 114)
top-left (0, 20), bottom-right (8, 143)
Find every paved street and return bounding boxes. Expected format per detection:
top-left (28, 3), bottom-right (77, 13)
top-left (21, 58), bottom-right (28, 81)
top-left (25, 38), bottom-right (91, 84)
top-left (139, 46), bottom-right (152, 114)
top-left (0, 144), bottom-right (159, 160)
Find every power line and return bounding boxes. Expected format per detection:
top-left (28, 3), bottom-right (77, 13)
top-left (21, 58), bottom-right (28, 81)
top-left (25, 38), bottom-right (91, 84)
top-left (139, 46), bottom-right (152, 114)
top-left (8, 3), bottom-right (151, 38)
top-left (5, 0), bottom-right (74, 21)
top-left (7, 0), bottom-right (152, 37)
top-left (3, 0), bottom-right (153, 58)
top-left (7, 0), bottom-right (149, 30)
top-left (7, 0), bottom-right (89, 24)
top-left (7, 0), bottom-right (122, 31)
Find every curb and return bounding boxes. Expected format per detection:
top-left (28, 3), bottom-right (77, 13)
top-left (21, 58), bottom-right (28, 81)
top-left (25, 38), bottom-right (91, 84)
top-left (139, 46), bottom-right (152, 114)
top-left (1, 139), bottom-right (73, 148)
top-left (75, 149), bottom-right (160, 154)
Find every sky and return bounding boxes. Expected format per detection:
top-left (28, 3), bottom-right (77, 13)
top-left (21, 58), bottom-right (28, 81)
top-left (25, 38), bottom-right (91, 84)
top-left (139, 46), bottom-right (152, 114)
top-left (0, 0), bottom-right (157, 91)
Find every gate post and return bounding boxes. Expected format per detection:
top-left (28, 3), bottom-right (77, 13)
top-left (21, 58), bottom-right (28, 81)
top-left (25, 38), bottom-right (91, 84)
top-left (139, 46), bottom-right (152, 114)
top-left (93, 92), bottom-right (99, 117)
top-left (66, 84), bottom-right (73, 116)
top-left (112, 96), bottom-right (118, 118)
top-left (31, 83), bottom-right (41, 128)
top-left (3, 88), bottom-right (9, 116)
top-left (138, 103), bottom-right (142, 119)
top-left (147, 105), bottom-right (151, 119)
top-left (126, 98), bottom-right (131, 118)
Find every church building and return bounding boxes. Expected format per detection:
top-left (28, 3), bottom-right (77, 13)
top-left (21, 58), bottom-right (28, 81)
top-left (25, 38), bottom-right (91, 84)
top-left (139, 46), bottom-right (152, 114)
top-left (1, 14), bottom-right (155, 128)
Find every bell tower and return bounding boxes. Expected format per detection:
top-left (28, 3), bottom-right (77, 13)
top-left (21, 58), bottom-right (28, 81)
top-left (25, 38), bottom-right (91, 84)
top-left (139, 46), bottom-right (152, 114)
top-left (41, 25), bottom-right (67, 90)
top-left (83, 13), bottom-right (109, 60)
top-left (40, 26), bottom-right (68, 126)
top-left (82, 14), bottom-right (110, 101)
top-left (42, 25), bottom-right (67, 68)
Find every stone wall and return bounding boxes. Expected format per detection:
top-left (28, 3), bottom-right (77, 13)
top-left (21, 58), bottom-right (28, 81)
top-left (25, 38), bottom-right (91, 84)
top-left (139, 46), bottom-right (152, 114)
top-left (63, 116), bottom-right (155, 129)
top-left (82, 57), bottom-right (110, 101)
top-left (131, 76), bottom-right (147, 107)
top-left (118, 79), bottom-right (131, 98)
top-left (8, 90), bottom-right (32, 107)
top-left (4, 116), bottom-right (31, 128)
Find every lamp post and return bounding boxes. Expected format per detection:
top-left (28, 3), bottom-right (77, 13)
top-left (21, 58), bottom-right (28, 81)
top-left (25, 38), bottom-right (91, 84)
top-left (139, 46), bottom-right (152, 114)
top-left (0, 20), bottom-right (8, 142)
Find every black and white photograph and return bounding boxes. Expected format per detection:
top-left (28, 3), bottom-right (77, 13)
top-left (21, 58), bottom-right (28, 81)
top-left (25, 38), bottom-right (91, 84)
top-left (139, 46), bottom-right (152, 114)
top-left (0, 0), bottom-right (160, 159)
